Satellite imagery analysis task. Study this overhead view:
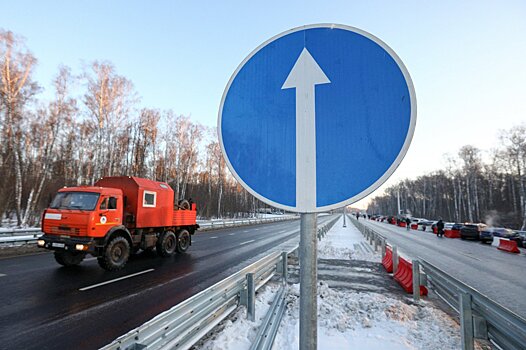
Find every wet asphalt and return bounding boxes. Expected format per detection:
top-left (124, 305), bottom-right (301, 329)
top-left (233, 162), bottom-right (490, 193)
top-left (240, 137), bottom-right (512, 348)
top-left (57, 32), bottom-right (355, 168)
top-left (0, 216), bottom-right (334, 350)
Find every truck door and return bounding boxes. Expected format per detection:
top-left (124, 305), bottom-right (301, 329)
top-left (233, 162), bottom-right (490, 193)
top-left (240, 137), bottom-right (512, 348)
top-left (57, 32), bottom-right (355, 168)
top-left (95, 195), bottom-right (123, 237)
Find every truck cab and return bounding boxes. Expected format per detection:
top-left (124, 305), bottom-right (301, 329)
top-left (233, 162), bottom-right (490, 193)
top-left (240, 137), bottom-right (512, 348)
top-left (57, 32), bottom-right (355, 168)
top-left (38, 176), bottom-right (198, 271)
top-left (43, 187), bottom-right (123, 238)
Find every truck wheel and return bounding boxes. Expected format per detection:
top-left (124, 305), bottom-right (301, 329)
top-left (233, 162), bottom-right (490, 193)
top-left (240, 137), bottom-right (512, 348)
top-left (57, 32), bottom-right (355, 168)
top-left (54, 251), bottom-right (86, 266)
top-left (176, 229), bottom-right (190, 253)
top-left (98, 236), bottom-right (130, 271)
top-left (157, 231), bottom-right (176, 257)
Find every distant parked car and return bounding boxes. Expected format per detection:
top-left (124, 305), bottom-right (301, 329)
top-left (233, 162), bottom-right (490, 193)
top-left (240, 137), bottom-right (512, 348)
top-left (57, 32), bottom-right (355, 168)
top-left (460, 223), bottom-right (487, 240)
top-left (480, 227), bottom-right (517, 244)
top-left (511, 231), bottom-right (526, 248)
top-left (451, 223), bottom-right (464, 231)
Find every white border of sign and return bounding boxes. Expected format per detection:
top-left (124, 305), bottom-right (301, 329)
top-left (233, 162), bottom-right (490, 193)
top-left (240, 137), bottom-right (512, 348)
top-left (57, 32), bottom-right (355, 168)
top-left (218, 23), bottom-right (417, 213)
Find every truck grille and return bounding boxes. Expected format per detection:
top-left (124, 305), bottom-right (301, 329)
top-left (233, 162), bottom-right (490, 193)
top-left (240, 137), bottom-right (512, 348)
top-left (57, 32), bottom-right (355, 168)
top-left (44, 224), bottom-right (86, 236)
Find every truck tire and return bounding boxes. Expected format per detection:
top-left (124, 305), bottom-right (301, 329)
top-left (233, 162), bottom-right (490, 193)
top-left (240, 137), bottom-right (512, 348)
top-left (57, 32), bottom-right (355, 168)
top-left (157, 231), bottom-right (176, 257)
top-left (176, 229), bottom-right (190, 253)
top-left (54, 251), bottom-right (86, 267)
top-left (98, 236), bottom-right (130, 271)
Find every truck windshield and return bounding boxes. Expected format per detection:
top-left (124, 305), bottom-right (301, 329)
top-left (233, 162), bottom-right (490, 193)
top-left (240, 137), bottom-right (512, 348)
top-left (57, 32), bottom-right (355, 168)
top-left (50, 192), bottom-right (100, 211)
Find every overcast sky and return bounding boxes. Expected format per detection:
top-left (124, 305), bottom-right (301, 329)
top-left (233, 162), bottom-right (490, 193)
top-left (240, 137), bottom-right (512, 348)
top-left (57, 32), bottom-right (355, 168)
top-left (2, 0), bottom-right (525, 209)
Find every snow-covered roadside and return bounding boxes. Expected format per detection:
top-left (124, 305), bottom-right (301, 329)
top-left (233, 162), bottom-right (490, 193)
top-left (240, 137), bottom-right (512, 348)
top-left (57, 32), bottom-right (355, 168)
top-left (197, 215), bottom-right (462, 350)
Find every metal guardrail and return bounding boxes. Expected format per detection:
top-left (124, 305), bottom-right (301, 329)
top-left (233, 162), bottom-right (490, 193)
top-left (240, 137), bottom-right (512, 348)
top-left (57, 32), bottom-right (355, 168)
top-left (0, 216), bottom-right (300, 246)
top-left (197, 215), bottom-right (298, 230)
top-left (351, 216), bottom-right (526, 350)
top-left (101, 215), bottom-right (339, 350)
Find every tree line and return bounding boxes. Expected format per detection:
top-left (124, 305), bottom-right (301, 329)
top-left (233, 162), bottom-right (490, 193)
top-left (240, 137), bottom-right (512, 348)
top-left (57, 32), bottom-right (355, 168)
top-left (368, 130), bottom-right (526, 230)
top-left (0, 29), bottom-right (268, 227)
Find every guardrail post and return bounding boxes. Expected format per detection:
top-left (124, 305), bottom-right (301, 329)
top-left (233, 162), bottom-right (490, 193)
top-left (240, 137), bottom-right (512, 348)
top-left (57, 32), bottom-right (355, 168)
top-left (412, 260), bottom-right (421, 301)
top-left (247, 273), bottom-right (256, 322)
top-left (281, 252), bottom-right (288, 283)
top-left (373, 235), bottom-right (378, 252)
top-left (381, 239), bottom-right (386, 258)
top-left (393, 246), bottom-right (398, 274)
top-left (459, 292), bottom-right (475, 350)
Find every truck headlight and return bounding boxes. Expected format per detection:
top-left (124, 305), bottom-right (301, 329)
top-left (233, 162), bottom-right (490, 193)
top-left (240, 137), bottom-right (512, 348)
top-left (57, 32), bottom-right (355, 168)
top-left (37, 239), bottom-right (45, 247)
top-left (75, 244), bottom-right (88, 251)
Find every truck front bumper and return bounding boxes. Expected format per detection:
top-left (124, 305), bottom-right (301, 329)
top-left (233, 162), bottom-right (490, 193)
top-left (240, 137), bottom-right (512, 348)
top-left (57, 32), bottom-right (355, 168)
top-left (38, 234), bottom-right (101, 255)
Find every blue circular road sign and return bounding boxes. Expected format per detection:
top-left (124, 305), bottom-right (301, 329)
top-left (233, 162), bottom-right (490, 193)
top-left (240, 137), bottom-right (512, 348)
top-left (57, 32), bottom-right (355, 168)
top-left (219, 24), bottom-right (416, 213)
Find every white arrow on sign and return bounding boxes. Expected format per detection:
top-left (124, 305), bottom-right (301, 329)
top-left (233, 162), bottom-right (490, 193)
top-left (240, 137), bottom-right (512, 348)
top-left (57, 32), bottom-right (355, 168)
top-left (282, 48), bottom-right (331, 212)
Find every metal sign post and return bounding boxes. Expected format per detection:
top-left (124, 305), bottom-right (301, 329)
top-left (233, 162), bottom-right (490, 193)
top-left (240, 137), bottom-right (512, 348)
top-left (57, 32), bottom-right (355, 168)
top-left (218, 24), bottom-right (416, 349)
top-left (300, 213), bottom-right (317, 350)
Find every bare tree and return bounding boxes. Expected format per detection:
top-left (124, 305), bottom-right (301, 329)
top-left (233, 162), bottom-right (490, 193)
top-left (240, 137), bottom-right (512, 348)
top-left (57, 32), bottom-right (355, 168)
top-left (0, 30), bottom-right (40, 225)
top-left (82, 61), bottom-right (137, 182)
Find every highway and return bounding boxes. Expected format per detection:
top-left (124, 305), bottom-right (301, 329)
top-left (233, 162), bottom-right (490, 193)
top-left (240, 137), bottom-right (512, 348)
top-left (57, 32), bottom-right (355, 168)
top-left (360, 218), bottom-right (526, 319)
top-left (0, 215), bottom-right (334, 350)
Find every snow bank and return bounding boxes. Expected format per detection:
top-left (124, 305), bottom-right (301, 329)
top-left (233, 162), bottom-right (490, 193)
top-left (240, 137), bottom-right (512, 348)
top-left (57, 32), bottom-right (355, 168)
top-left (197, 216), bottom-right (462, 350)
top-left (318, 217), bottom-right (381, 262)
top-left (273, 282), bottom-right (460, 350)
top-left (197, 283), bottom-right (281, 350)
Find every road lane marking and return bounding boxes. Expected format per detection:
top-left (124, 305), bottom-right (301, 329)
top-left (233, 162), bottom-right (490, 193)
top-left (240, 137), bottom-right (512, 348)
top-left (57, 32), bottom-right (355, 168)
top-left (0, 273), bottom-right (6, 277)
top-left (210, 236), bottom-right (218, 239)
top-left (459, 252), bottom-right (482, 261)
top-left (243, 230), bottom-right (249, 233)
top-left (79, 269), bottom-right (155, 291)
top-left (239, 239), bottom-right (256, 246)
top-left (84, 257), bottom-right (97, 262)
top-left (228, 233), bottom-right (235, 236)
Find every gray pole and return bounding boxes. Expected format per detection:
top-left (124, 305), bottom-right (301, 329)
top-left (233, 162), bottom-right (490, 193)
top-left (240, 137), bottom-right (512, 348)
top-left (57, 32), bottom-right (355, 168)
top-left (412, 260), bottom-right (420, 301)
top-left (343, 207), bottom-right (347, 227)
top-left (397, 186), bottom-right (401, 215)
top-left (300, 213), bottom-right (317, 350)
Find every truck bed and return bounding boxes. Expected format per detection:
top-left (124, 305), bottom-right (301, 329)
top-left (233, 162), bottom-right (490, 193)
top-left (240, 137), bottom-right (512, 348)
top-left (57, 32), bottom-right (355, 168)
top-left (172, 209), bottom-right (197, 227)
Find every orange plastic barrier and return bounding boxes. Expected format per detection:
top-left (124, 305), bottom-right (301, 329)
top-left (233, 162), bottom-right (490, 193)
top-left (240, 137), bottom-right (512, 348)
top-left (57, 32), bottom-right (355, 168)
top-left (498, 239), bottom-right (520, 254)
top-left (399, 222), bottom-right (407, 228)
top-left (433, 226), bottom-right (438, 234)
top-left (444, 229), bottom-right (460, 239)
top-left (393, 257), bottom-right (428, 296)
top-left (382, 246), bottom-right (393, 273)
top-left (410, 223), bottom-right (418, 230)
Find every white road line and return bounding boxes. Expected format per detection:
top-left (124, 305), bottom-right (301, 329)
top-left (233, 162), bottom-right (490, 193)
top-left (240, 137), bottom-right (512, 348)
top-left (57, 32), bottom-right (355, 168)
top-left (228, 233), bottom-right (235, 236)
top-left (210, 236), bottom-right (218, 239)
top-left (243, 230), bottom-right (249, 233)
top-left (459, 252), bottom-right (482, 261)
top-left (84, 257), bottom-right (97, 262)
top-left (239, 239), bottom-right (256, 246)
top-left (0, 273), bottom-right (6, 277)
top-left (79, 269), bottom-right (154, 291)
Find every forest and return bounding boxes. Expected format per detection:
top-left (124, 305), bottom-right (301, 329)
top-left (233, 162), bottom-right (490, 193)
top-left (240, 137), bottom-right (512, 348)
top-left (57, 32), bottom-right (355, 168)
top-left (368, 138), bottom-right (526, 230)
top-left (2, 29), bottom-right (525, 230)
top-left (0, 29), bottom-right (267, 227)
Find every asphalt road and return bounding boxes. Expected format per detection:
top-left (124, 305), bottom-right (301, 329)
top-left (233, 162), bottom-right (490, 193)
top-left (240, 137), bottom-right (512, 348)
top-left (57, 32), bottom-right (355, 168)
top-left (360, 218), bottom-right (526, 319)
top-left (0, 215), bottom-right (335, 350)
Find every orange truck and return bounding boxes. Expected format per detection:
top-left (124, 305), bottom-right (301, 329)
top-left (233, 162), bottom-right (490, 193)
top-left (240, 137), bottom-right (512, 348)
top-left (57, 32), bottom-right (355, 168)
top-left (38, 176), bottom-right (199, 270)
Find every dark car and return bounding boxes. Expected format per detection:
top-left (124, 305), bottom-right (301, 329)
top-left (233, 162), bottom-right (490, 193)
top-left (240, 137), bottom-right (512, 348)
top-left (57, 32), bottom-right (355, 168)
top-left (460, 223), bottom-right (487, 240)
top-left (512, 231), bottom-right (526, 248)
top-left (451, 223), bottom-right (464, 231)
top-left (480, 227), bottom-right (517, 244)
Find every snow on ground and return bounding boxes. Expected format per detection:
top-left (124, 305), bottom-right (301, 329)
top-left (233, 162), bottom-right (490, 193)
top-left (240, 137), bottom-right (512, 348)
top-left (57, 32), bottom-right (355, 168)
top-left (196, 282), bottom-right (282, 350)
top-left (318, 218), bottom-right (381, 262)
top-left (273, 281), bottom-right (460, 350)
top-left (197, 215), bottom-right (462, 350)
